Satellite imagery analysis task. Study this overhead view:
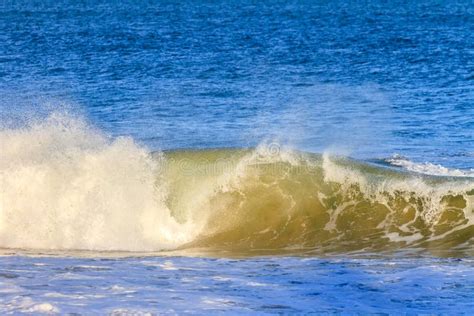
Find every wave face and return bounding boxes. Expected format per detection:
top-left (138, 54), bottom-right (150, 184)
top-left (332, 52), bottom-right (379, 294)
top-left (1, 114), bottom-right (473, 256)
top-left (165, 150), bottom-right (474, 256)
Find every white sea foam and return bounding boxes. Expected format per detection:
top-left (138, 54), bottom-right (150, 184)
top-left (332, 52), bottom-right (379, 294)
top-left (386, 155), bottom-right (474, 177)
top-left (0, 113), bottom-right (196, 251)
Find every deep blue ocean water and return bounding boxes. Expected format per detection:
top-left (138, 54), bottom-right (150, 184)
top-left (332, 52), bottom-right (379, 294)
top-left (1, 0), bottom-right (473, 167)
top-left (1, 1), bottom-right (474, 314)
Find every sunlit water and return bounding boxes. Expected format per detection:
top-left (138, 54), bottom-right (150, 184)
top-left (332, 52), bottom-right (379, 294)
top-left (1, 0), bottom-right (473, 314)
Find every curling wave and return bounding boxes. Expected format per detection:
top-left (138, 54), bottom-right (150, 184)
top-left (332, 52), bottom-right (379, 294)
top-left (0, 114), bottom-right (473, 256)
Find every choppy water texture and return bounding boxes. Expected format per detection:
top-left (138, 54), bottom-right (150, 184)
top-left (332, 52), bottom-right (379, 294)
top-left (1, 255), bottom-right (473, 314)
top-left (1, 0), bottom-right (474, 314)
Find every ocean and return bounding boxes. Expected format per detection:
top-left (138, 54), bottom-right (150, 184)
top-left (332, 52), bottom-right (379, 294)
top-left (1, 0), bottom-right (473, 314)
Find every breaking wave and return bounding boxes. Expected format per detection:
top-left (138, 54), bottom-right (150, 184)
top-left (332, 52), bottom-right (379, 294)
top-left (385, 154), bottom-right (474, 178)
top-left (1, 113), bottom-right (473, 256)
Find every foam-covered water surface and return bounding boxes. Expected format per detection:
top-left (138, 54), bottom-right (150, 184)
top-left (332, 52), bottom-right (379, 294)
top-left (1, 255), bottom-right (473, 314)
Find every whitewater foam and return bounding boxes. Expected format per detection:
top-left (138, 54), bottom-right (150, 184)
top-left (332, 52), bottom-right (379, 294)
top-left (386, 154), bottom-right (474, 177)
top-left (0, 113), bottom-right (195, 251)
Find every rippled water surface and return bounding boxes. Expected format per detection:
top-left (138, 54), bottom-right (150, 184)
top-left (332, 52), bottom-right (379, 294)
top-left (1, 255), bottom-right (474, 314)
top-left (1, 1), bottom-right (473, 167)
